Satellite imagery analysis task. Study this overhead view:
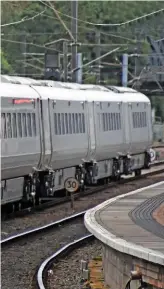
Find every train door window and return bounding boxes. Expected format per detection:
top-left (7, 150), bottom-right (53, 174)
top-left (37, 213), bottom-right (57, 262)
top-left (61, 113), bottom-right (65, 135)
top-left (6, 113), bottom-right (12, 138)
top-left (32, 113), bottom-right (37, 136)
top-left (68, 113), bottom-right (72, 134)
top-left (72, 113), bottom-right (75, 134)
top-left (54, 113), bottom-right (58, 135)
top-left (18, 113), bottom-right (22, 137)
top-left (58, 114), bottom-right (61, 135)
top-left (82, 113), bottom-right (85, 133)
top-left (12, 113), bottom-right (17, 138)
top-left (22, 113), bottom-right (27, 137)
top-left (27, 113), bottom-right (32, 137)
top-left (1, 113), bottom-right (7, 139)
top-left (65, 113), bottom-right (69, 134)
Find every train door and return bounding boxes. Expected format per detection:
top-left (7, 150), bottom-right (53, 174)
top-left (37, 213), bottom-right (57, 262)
top-left (87, 101), bottom-right (96, 160)
top-left (31, 87), bottom-right (52, 170)
top-left (40, 98), bottom-right (52, 169)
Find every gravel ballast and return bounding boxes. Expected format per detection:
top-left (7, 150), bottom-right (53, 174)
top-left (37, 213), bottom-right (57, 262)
top-left (1, 219), bottom-right (88, 289)
top-left (47, 239), bottom-right (102, 289)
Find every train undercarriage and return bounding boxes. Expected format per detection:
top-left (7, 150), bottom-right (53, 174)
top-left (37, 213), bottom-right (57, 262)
top-left (1, 151), bottom-right (152, 213)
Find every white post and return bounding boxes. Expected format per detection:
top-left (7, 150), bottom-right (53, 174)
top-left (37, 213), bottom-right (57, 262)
top-left (122, 53), bottom-right (128, 87)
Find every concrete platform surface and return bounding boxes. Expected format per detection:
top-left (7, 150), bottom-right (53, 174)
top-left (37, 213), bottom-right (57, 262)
top-left (85, 181), bottom-right (164, 266)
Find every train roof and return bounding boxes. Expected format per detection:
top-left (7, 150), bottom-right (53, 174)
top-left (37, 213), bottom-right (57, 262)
top-left (0, 82), bottom-right (150, 103)
top-left (0, 83), bottom-right (39, 99)
top-left (1, 74), bottom-right (42, 85)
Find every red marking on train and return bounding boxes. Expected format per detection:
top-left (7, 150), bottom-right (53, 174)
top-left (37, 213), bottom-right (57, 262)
top-left (13, 99), bottom-right (33, 104)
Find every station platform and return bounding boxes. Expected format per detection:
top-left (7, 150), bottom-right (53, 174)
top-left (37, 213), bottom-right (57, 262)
top-left (85, 181), bottom-right (164, 289)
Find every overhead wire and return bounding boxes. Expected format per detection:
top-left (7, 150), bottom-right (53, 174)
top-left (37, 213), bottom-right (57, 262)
top-left (2, 1), bottom-right (162, 81)
top-left (1, 9), bottom-right (46, 27)
top-left (40, 0), bottom-right (75, 41)
top-left (1, 38), bottom-right (62, 53)
top-left (44, 14), bottom-right (144, 44)
top-left (52, 7), bottom-right (164, 27)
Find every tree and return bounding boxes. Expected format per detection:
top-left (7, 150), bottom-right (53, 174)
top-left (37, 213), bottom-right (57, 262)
top-left (1, 49), bottom-right (13, 74)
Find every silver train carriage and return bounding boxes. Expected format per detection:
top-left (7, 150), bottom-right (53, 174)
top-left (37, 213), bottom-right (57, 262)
top-left (1, 82), bottom-right (152, 206)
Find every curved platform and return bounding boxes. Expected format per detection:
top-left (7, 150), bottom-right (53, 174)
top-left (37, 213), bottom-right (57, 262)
top-left (85, 182), bottom-right (164, 289)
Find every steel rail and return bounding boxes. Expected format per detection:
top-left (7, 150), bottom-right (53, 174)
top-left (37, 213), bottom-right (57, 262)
top-left (1, 210), bottom-right (86, 246)
top-left (36, 234), bottom-right (94, 289)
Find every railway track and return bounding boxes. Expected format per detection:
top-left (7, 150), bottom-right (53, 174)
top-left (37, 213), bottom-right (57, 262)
top-left (1, 170), bottom-right (164, 289)
top-left (3, 160), bottom-right (164, 221)
top-left (1, 211), bottom-right (88, 289)
top-left (36, 234), bottom-right (94, 289)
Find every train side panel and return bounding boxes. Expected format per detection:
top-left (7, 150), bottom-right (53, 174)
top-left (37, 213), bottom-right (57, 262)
top-left (93, 100), bottom-right (125, 160)
top-left (1, 84), bottom-right (42, 181)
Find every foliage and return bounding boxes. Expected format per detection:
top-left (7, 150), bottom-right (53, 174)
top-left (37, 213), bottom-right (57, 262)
top-left (1, 1), bottom-right (164, 79)
top-left (1, 49), bottom-right (13, 74)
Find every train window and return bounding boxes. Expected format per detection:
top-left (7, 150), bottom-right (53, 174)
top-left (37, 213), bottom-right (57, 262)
top-left (144, 112), bottom-right (147, 127)
top-left (79, 113), bottom-right (82, 133)
top-left (22, 113), bottom-right (27, 137)
top-left (140, 112), bottom-right (142, 128)
top-left (72, 114), bottom-right (75, 133)
top-left (133, 111), bottom-right (147, 128)
top-left (113, 113), bottom-right (116, 130)
top-left (18, 113), bottom-right (22, 137)
top-left (105, 113), bottom-right (108, 131)
top-left (75, 113), bottom-right (79, 133)
top-left (115, 113), bottom-right (118, 130)
top-left (108, 113), bottom-right (111, 131)
top-left (118, 113), bottom-right (121, 129)
top-left (82, 113), bottom-right (85, 133)
top-left (111, 113), bottom-right (114, 130)
top-left (68, 113), bottom-right (72, 134)
top-left (132, 112), bottom-right (135, 128)
top-left (65, 113), bottom-right (69, 134)
top-left (102, 113), bottom-right (105, 131)
top-left (61, 113), bottom-right (65, 135)
top-left (1, 113), bottom-right (7, 139)
top-left (6, 113), bottom-right (12, 138)
top-left (12, 113), bottom-right (17, 138)
top-left (32, 113), bottom-right (37, 136)
top-left (54, 113), bottom-right (58, 135)
top-left (27, 113), bottom-right (32, 137)
top-left (58, 114), bottom-right (61, 135)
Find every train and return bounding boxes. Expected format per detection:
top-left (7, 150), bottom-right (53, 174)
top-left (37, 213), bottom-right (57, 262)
top-left (1, 76), bottom-right (153, 208)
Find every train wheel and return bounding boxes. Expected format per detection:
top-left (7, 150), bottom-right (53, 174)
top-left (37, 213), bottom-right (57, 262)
top-left (135, 169), bottom-right (141, 176)
top-left (15, 202), bottom-right (21, 212)
top-left (34, 196), bottom-right (41, 206)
